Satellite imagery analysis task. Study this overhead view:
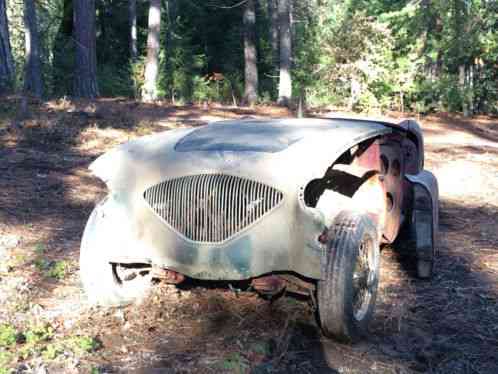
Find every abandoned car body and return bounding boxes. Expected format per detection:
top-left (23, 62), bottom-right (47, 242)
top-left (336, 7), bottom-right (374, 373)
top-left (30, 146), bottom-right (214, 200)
top-left (80, 118), bottom-right (438, 342)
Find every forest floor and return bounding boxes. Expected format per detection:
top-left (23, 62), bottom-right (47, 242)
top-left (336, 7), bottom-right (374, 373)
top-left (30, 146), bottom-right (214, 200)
top-left (0, 97), bottom-right (497, 373)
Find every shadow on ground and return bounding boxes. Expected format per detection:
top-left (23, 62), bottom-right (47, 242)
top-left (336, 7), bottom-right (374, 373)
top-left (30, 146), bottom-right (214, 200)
top-left (100, 198), bottom-right (498, 373)
top-left (1, 99), bottom-right (497, 373)
top-left (421, 113), bottom-right (498, 144)
top-left (0, 97), bottom-right (291, 302)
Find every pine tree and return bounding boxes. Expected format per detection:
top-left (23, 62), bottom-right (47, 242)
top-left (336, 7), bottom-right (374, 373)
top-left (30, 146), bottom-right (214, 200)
top-left (142, 0), bottom-right (161, 102)
top-left (243, 0), bottom-right (258, 105)
top-left (0, 0), bottom-right (15, 94)
top-left (277, 0), bottom-right (292, 106)
top-left (129, 0), bottom-right (137, 61)
top-left (73, 0), bottom-right (99, 98)
top-left (23, 0), bottom-right (43, 97)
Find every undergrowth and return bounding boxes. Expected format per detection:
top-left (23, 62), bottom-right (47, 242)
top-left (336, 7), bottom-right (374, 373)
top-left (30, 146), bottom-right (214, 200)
top-left (0, 322), bottom-right (100, 373)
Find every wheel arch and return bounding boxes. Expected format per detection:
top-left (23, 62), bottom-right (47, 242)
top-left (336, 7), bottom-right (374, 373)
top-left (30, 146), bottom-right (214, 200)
top-left (302, 137), bottom-right (389, 239)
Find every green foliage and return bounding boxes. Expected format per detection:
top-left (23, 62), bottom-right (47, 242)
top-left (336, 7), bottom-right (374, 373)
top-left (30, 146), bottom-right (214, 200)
top-left (19, 323), bottom-right (54, 359)
top-left (41, 343), bottom-right (63, 360)
top-left (130, 58), bottom-right (146, 98)
top-left (46, 260), bottom-right (68, 280)
top-left (65, 335), bottom-right (101, 354)
top-left (250, 341), bottom-right (270, 356)
top-left (98, 64), bottom-right (135, 97)
top-left (355, 91), bottom-right (381, 113)
top-left (0, 326), bottom-right (17, 348)
top-left (24, 324), bottom-right (54, 345)
top-left (297, 2), bottom-right (397, 111)
top-left (34, 258), bottom-right (50, 272)
top-left (0, 349), bottom-right (13, 374)
top-left (191, 76), bottom-right (213, 103)
top-left (3, 0), bottom-right (497, 113)
top-left (34, 259), bottom-right (68, 280)
top-left (290, 0), bottom-right (498, 114)
top-left (35, 243), bottom-right (46, 254)
top-left (219, 352), bottom-right (249, 373)
top-left (1, 319), bottom-right (100, 365)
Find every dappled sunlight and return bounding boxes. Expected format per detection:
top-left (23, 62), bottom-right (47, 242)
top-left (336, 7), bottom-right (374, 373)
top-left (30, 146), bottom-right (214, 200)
top-left (77, 126), bottom-right (136, 153)
top-left (1, 99), bottom-right (498, 372)
top-left (435, 159), bottom-right (491, 199)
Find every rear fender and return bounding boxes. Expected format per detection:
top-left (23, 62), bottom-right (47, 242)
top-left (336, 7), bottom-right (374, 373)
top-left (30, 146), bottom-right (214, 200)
top-left (398, 119), bottom-right (424, 172)
top-left (405, 170), bottom-right (439, 258)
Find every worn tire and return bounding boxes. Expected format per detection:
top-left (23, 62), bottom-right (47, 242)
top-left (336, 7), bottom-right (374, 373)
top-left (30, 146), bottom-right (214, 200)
top-left (80, 199), bottom-right (153, 306)
top-left (317, 211), bottom-right (380, 343)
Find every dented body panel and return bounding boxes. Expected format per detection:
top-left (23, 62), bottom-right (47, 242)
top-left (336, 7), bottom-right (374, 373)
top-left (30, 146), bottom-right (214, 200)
top-left (84, 118), bottom-right (436, 281)
top-left (405, 170), bottom-right (439, 261)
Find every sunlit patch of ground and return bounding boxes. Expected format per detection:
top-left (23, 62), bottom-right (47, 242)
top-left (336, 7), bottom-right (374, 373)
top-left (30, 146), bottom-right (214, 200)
top-left (0, 97), bottom-right (497, 373)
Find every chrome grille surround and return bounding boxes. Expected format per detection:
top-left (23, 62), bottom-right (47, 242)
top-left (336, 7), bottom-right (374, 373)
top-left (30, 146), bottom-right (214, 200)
top-left (143, 174), bottom-right (284, 243)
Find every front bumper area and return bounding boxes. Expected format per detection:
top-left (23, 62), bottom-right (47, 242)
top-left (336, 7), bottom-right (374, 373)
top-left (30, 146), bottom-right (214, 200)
top-left (90, 192), bottom-right (324, 281)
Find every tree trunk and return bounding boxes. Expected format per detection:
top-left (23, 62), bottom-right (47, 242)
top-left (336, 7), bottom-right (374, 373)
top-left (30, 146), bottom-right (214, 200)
top-left (23, 0), bottom-right (43, 98)
top-left (267, 0), bottom-right (278, 75)
top-left (243, 0), bottom-right (258, 105)
top-left (0, 0), bottom-right (15, 94)
top-left (129, 0), bottom-right (137, 61)
top-left (165, 0), bottom-right (176, 100)
top-left (459, 64), bottom-right (469, 117)
top-left (349, 77), bottom-right (361, 110)
top-left (142, 0), bottom-right (161, 102)
top-left (97, 0), bottom-right (107, 62)
top-left (73, 0), bottom-right (99, 98)
top-left (277, 0), bottom-right (292, 106)
top-left (52, 0), bottom-right (73, 95)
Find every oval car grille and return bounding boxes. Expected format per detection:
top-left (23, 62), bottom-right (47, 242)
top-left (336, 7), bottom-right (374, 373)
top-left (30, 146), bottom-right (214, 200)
top-left (143, 174), bottom-right (284, 243)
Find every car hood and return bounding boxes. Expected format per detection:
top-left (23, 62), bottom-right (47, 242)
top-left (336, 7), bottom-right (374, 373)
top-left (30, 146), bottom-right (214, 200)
top-left (90, 118), bottom-right (392, 194)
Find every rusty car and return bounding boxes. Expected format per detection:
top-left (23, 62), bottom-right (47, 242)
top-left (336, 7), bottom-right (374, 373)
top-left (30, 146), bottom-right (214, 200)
top-left (80, 117), bottom-right (438, 342)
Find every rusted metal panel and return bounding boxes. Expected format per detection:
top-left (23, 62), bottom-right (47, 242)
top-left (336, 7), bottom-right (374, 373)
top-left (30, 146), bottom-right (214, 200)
top-left (398, 119), bottom-right (424, 172)
top-left (150, 267), bottom-right (185, 284)
top-left (251, 275), bottom-right (286, 295)
top-left (405, 170), bottom-right (439, 247)
top-left (379, 135), bottom-right (405, 243)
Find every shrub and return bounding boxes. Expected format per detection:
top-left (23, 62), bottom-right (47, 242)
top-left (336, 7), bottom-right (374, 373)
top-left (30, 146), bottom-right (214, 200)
top-left (98, 64), bottom-right (135, 98)
top-left (0, 325), bottom-right (17, 348)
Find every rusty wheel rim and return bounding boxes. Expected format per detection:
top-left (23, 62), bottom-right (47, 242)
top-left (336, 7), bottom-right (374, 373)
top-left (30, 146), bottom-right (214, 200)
top-left (352, 236), bottom-right (374, 321)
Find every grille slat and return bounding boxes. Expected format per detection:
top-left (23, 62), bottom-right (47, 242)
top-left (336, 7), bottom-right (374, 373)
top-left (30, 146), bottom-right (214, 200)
top-left (144, 174), bottom-right (283, 243)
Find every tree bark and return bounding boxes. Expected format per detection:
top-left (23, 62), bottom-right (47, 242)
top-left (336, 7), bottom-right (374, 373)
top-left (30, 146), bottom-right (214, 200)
top-left (459, 64), bottom-right (470, 117)
top-left (23, 0), bottom-right (43, 98)
top-left (243, 0), bottom-right (258, 105)
top-left (267, 0), bottom-right (279, 73)
top-left (165, 0), bottom-right (176, 100)
top-left (73, 0), bottom-right (99, 98)
top-left (129, 0), bottom-right (137, 61)
top-left (277, 0), bottom-right (292, 106)
top-left (0, 0), bottom-right (15, 94)
top-left (97, 0), bottom-right (107, 61)
top-left (142, 0), bottom-right (161, 102)
top-left (52, 0), bottom-right (73, 95)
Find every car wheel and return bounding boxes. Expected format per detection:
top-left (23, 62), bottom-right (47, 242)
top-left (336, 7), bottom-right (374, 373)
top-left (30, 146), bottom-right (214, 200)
top-left (317, 211), bottom-right (380, 343)
top-left (80, 200), bottom-right (153, 306)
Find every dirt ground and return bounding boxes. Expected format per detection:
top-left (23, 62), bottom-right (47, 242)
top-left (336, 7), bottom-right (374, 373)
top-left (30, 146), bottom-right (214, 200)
top-left (0, 98), bottom-right (497, 373)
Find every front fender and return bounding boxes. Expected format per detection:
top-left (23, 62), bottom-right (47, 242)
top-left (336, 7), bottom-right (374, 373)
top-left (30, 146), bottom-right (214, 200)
top-left (83, 195), bottom-right (156, 264)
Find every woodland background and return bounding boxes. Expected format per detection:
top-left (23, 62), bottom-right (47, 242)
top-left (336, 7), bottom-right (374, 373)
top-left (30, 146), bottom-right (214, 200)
top-left (1, 0), bottom-right (497, 115)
